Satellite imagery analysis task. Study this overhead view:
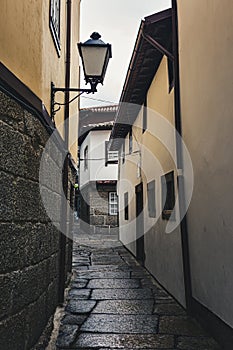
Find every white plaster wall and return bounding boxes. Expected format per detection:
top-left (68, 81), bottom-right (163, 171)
top-left (89, 130), bottom-right (118, 182)
top-left (79, 133), bottom-right (91, 188)
top-left (80, 130), bottom-right (118, 189)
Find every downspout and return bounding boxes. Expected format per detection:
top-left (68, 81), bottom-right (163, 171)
top-left (172, 0), bottom-right (192, 309)
top-left (58, 0), bottom-right (72, 304)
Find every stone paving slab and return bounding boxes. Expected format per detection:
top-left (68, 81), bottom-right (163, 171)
top-left (159, 316), bottom-right (207, 336)
top-left (176, 336), bottom-right (221, 349)
top-left (55, 234), bottom-right (221, 350)
top-left (56, 325), bottom-right (79, 348)
top-left (66, 300), bottom-right (96, 314)
top-left (153, 303), bottom-right (186, 316)
top-left (61, 314), bottom-right (87, 326)
top-left (73, 333), bottom-right (175, 349)
top-left (87, 278), bottom-right (140, 289)
top-left (74, 270), bottom-right (130, 280)
top-left (91, 288), bottom-right (153, 300)
top-left (67, 289), bottom-right (91, 300)
top-left (81, 314), bottom-right (159, 333)
top-left (92, 300), bottom-right (154, 314)
top-left (71, 279), bottom-right (88, 289)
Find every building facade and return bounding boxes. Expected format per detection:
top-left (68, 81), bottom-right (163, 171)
top-left (0, 1), bottom-right (80, 348)
top-left (110, 9), bottom-right (186, 306)
top-left (176, 0), bottom-right (233, 347)
top-left (110, 3), bottom-right (233, 347)
top-left (79, 106), bottom-right (119, 234)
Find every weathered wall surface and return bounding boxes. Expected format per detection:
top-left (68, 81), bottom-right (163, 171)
top-left (80, 182), bottom-right (118, 235)
top-left (177, 0), bottom-right (233, 327)
top-left (0, 90), bottom-right (73, 349)
top-left (90, 189), bottom-right (118, 228)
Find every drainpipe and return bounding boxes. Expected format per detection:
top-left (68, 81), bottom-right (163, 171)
top-left (58, 0), bottom-right (72, 304)
top-left (172, 0), bottom-right (192, 309)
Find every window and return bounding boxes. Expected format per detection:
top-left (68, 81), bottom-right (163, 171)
top-left (167, 58), bottom-right (174, 93)
top-left (161, 171), bottom-right (175, 220)
top-left (105, 141), bottom-right (118, 166)
top-left (50, 0), bottom-right (61, 54)
top-left (143, 96), bottom-right (147, 133)
top-left (129, 127), bottom-right (133, 154)
top-left (84, 146), bottom-right (88, 170)
top-left (109, 192), bottom-right (118, 215)
top-left (124, 192), bottom-right (129, 220)
top-left (147, 180), bottom-right (156, 218)
top-left (122, 141), bottom-right (125, 164)
top-left (108, 151), bottom-right (118, 161)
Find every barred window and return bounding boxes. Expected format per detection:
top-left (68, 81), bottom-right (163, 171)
top-left (109, 192), bottom-right (118, 215)
top-left (50, 0), bottom-right (61, 54)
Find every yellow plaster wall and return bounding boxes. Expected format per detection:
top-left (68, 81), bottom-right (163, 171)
top-left (177, 0), bottom-right (233, 326)
top-left (0, 0), bottom-right (43, 98)
top-left (119, 56), bottom-right (186, 306)
top-left (69, 0), bottom-right (81, 162)
top-left (0, 0), bottom-right (81, 162)
top-left (146, 56), bottom-right (176, 173)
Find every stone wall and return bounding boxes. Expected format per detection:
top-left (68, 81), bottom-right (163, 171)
top-left (0, 90), bottom-right (74, 349)
top-left (80, 183), bottom-right (118, 234)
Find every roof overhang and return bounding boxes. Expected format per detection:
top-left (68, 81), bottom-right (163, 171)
top-left (78, 106), bottom-right (117, 146)
top-left (109, 8), bottom-right (173, 151)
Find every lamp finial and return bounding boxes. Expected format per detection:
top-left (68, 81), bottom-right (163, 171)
top-left (91, 32), bottom-right (101, 40)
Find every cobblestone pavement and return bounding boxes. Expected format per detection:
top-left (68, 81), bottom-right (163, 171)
top-left (55, 233), bottom-right (221, 349)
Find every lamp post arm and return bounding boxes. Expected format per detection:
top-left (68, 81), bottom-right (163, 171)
top-left (52, 87), bottom-right (97, 93)
top-left (51, 82), bottom-right (97, 120)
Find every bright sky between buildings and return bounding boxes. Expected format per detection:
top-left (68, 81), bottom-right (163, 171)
top-left (80, 0), bottom-right (171, 108)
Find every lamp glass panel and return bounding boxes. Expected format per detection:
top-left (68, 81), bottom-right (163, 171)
top-left (81, 46), bottom-right (108, 77)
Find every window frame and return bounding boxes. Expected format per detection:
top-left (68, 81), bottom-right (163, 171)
top-left (147, 180), bottom-right (156, 218)
top-left (84, 146), bottom-right (88, 171)
top-left (105, 141), bottom-right (118, 166)
top-left (143, 96), bottom-right (147, 133)
top-left (161, 171), bottom-right (176, 220)
top-left (122, 141), bottom-right (125, 164)
top-left (129, 127), bottom-right (133, 154)
top-left (124, 192), bottom-right (129, 220)
top-left (49, 0), bottom-right (61, 56)
top-left (108, 192), bottom-right (118, 216)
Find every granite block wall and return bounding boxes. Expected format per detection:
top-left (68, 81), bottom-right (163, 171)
top-left (79, 183), bottom-right (118, 234)
top-left (0, 90), bottom-right (74, 349)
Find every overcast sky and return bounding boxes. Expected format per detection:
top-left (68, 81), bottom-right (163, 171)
top-left (80, 0), bottom-right (171, 108)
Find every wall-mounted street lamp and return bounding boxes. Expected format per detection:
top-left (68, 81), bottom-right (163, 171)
top-left (51, 32), bottom-right (112, 119)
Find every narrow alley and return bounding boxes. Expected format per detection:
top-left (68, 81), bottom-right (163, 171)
top-left (55, 230), bottom-right (220, 350)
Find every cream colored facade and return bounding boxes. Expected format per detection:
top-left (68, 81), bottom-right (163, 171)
top-left (0, 0), bottom-right (80, 161)
top-left (177, 0), bottom-right (233, 327)
top-left (118, 56), bottom-right (186, 306)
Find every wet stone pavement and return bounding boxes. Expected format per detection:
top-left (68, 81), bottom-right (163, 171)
top-left (56, 233), bottom-right (221, 350)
